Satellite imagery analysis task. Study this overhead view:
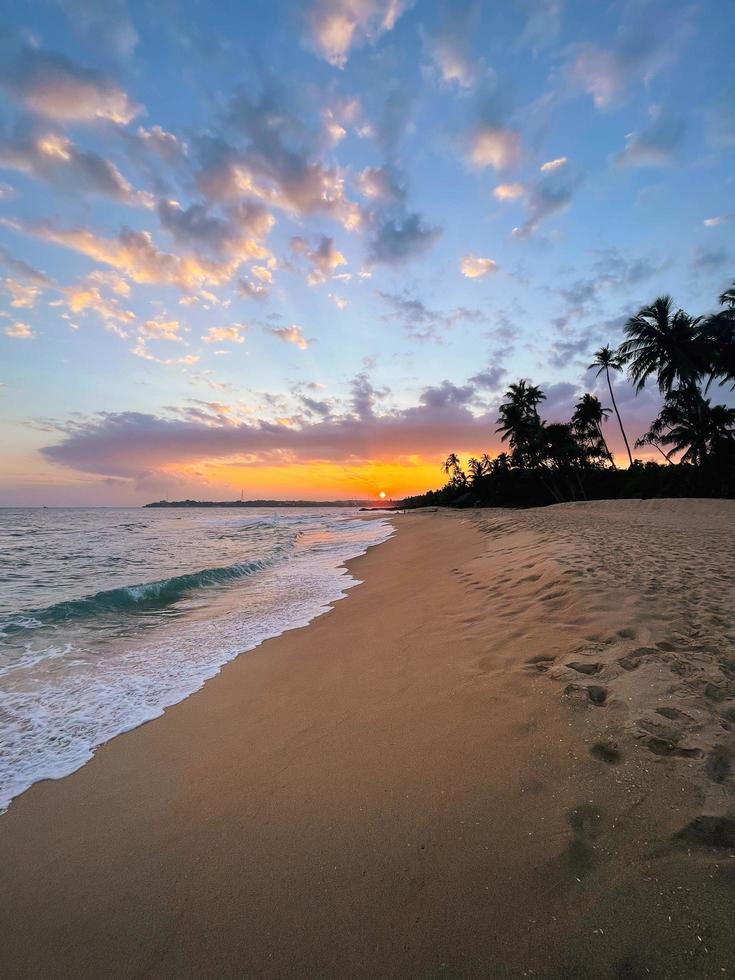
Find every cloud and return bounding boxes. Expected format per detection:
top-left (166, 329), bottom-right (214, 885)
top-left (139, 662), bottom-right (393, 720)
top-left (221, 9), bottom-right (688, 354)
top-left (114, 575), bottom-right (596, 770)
top-left (424, 0), bottom-right (485, 89)
top-left (512, 173), bottom-right (580, 239)
top-left (703, 215), bottom-right (731, 228)
top-left (377, 289), bottom-right (482, 340)
top-left (304, 0), bottom-right (411, 67)
top-left (196, 76), bottom-right (362, 229)
top-left (418, 380), bottom-right (474, 408)
top-left (557, 249), bottom-right (663, 312)
top-left (615, 114), bottom-right (685, 168)
top-left (493, 182), bottom-right (525, 201)
top-left (60, 280), bottom-right (135, 335)
top-left (692, 246), bottom-right (728, 271)
top-left (356, 165), bottom-right (405, 202)
top-left (268, 325), bottom-right (311, 349)
top-left (4, 278), bottom-right (40, 308)
top-left (540, 156), bottom-right (567, 172)
top-left (130, 337), bottom-right (199, 365)
top-left (7, 218), bottom-right (267, 291)
top-left (460, 255), bottom-right (497, 279)
top-left (0, 245), bottom-right (52, 286)
top-left (367, 211), bottom-right (440, 265)
top-left (140, 318), bottom-right (183, 341)
top-left (0, 45), bottom-right (141, 124)
top-left (566, 6), bottom-right (693, 109)
top-left (290, 234), bottom-right (347, 284)
top-left (328, 293), bottom-right (348, 309)
top-left (40, 379), bottom-right (497, 479)
top-left (132, 125), bottom-right (188, 161)
top-left (157, 198), bottom-right (273, 264)
top-left (468, 365), bottom-right (506, 391)
top-left (4, 321), bottom-right (35, 339)
top-left (0, 130), bottom-right (147, 204)
top-left (468, 126), bottom-right (521, 170)
top-left (202, 325), bottom-right (246, 344)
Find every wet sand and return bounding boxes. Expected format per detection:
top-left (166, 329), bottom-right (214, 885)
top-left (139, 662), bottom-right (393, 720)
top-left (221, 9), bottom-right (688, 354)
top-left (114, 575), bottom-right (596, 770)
top-left (1, 500), bottom-right (734, 978)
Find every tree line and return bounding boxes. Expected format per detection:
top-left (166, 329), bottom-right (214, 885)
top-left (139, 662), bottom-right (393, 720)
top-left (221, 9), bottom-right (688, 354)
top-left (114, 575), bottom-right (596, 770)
top-left (402, 281), bottom-right (735, 508)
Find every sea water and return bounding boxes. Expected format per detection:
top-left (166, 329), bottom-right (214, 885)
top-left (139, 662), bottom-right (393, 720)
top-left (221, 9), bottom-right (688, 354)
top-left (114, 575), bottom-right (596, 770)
top-left (0, 507), bottom-right (393, 811)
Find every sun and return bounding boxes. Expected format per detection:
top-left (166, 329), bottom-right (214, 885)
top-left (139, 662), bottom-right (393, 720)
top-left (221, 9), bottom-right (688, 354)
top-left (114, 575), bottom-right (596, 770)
top-left (378, 491), bottom-right (386, 500)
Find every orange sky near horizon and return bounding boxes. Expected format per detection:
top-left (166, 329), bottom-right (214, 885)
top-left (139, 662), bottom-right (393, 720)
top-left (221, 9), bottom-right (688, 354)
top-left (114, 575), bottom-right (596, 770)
top-left (162, 445), bottom-right (650, 501)
top-left (168, 454), bottom-right (460, 501)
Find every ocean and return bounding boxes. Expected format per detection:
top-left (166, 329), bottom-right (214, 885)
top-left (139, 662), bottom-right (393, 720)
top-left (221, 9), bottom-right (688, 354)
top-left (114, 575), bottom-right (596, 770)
top-left (0, 507), bottom-right (393, 811)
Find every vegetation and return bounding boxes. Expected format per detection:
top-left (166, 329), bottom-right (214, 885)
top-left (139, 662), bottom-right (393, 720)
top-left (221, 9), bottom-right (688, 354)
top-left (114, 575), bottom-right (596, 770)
top-left (402, 282), bottom-right (735, 509)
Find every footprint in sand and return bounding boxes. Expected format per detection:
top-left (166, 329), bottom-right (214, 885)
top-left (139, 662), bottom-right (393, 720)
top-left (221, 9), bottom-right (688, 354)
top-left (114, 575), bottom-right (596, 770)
top-left (673, 815), bottom-right (735, 851)
top-left (705, 744), bottom-right (733, 783)
top-left (566, 661), bottom-right (602, 676)
top-left (590, 740), bottom-right (622, 764)
top-left (639, 735), bottom-right (703, 759)
top-left (564, 683), bottom-right (608, 706)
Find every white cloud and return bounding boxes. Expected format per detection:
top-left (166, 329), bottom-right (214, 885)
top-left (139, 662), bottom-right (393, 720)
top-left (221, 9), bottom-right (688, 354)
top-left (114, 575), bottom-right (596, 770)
top-left (4, 321), bottom-right (36, 339)
top-left (468, 127), bottom-right (520, 170)
top-left (703, 215), bottom-right (730, 228)
top-left (305, 0), bottom-right (411, 67)
top-left (540, 156), bottom-right (567, 172)
top-left (202, 325), bottom-right (246, 344)
top-left (4, 278), bottom-right (40, 308)
top-left (140, 319), bottom-right (183, 341)
top-left (493, 182), bottom-right (525, 201)
top-left (460, 255), bottom-right (497, 279)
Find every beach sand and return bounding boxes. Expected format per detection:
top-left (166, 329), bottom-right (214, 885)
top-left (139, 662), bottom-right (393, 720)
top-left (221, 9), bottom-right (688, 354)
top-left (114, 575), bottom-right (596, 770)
top-left (1, 499), bottom-right (734, 978)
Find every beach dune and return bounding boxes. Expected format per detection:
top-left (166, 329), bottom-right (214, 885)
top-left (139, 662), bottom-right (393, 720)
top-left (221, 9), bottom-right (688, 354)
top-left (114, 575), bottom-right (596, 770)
top-left (1, 500), bottom-right (734, 978)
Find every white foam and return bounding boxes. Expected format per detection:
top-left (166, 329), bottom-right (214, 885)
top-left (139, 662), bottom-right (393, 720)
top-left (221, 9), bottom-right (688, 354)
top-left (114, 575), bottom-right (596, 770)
top-left (0, 515), bottom-right (392, 812)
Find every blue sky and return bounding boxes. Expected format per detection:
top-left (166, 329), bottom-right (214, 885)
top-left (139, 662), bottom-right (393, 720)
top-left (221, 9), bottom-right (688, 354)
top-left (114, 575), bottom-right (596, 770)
top-left (0, 0), bottom-right (733, 503)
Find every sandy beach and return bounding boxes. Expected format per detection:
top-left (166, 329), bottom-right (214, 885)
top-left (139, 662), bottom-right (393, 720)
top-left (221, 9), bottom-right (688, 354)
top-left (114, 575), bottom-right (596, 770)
top-left (1, 500), bottom-right (734, 979)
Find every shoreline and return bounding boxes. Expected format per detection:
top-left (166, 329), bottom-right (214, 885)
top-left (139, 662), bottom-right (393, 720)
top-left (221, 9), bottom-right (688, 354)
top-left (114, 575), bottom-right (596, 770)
top-left (0, 511), bottom-right (393, 813)
top-left (2, 501), bottom-right (734, 977)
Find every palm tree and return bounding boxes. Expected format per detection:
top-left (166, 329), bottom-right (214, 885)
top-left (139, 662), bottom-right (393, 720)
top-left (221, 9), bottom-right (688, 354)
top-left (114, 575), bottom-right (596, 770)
top-left (441, 453), bottom-right (466, 486)
top-left (589, 345), bottom-right (633, 466)
top-left (619, 295), bottom-right (708, 396)
top-left (466, 457), bottom-right (483, 486)
top-left (702, 281), bottom-right (735, 391)
top-left (496, 381), bottom-right (547, 468)
top-left (571, 393), bottom-right (614, 467)
top-left (636, 389), bottom-right (735, 466)
top-left (720, 281), bottom-right (735, 308)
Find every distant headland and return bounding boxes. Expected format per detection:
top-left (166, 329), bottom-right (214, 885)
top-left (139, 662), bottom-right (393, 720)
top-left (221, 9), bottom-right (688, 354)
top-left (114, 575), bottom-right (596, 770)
top-left (144, 499), bottom-right (374, 508)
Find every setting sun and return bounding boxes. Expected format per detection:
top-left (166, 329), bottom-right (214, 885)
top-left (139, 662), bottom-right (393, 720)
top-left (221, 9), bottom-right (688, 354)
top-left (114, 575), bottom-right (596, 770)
top-left (378, 491), bottom-right (386, 499)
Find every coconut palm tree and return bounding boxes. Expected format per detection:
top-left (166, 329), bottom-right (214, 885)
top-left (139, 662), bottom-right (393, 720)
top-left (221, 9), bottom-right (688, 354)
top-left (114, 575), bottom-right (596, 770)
top-left (702, 281), bottom-right (735, 391)
top-left (589, 345), bottom-right (634, 466)
top-left (571, 393), bottom-right (614, 466)
top-left (441, 453), bottom-right (466, 486)
top-left (619, 295), bottom-right (708, 396)
top-left (496, 381), bottom-right (547, 468)
top-left (636, 389), bottom-right (735, 466)
top-left (720, 281), bottom-right (735, 309)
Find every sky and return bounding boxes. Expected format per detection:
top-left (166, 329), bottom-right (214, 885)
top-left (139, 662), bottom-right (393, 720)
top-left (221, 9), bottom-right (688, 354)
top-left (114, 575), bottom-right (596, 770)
top-left (0, 0), bottom-right (733, 505)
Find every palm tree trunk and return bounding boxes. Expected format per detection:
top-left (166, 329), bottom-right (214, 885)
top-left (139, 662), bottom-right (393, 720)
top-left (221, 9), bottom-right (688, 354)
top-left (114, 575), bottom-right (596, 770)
top-left (605, 367), bottom-right (634, 467)
top-left (596, 423), bottom-right (616, 468)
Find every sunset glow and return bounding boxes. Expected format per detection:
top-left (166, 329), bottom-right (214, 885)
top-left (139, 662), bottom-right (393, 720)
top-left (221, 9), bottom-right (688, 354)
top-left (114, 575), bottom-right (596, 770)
top-left (0, 1), bottom-right (732, 504)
